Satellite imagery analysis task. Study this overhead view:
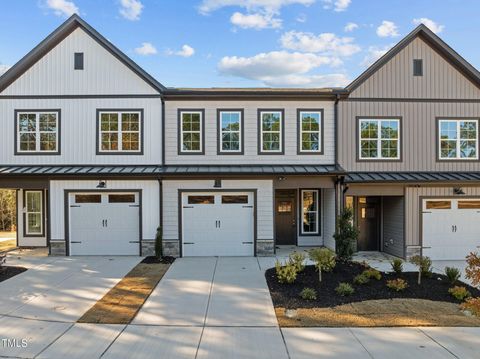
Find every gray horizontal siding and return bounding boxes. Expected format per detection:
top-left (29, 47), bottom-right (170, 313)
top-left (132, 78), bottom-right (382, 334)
top-left (165, 100), bottom-right (335, 165)
top-left (382, 196), bottom-right (404, 258)
top-left (338, 100), bottom-right (480, 172)
top-left (351, 37), bottom-right (480, 99)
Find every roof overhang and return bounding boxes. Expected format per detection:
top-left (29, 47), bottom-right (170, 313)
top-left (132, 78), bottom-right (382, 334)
top-left (345, 172), bottom-right (480, 183)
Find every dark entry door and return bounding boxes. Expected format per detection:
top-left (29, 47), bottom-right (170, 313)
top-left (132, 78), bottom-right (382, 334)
top-left (275, 190), bottom-right (297, 245)
top-left (357, 197), bottom-right (380, 251)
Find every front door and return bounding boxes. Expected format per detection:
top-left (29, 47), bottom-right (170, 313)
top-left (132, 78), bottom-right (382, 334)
top-left (357, 197), bottom-right (380, 251)
top-left (275, 190), bottom-right (297, 245)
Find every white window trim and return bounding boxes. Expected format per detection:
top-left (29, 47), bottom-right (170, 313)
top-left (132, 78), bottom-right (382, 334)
top-left (438, 119), bottom-right (479, 160)
top-left (358, 118), bottom-right (401, 160)
top-left (299, 111), bottom-right (322, 153)
top-left (98, 110), bottom-right (142, 153)
top-left (25, 190), bottom-right (43, 236)
top-left (219, 111), bottom-right (242, 153)
top-left (17, 111), bottom-right (59, 153)
top-left (260, 111), bottom-right (283, 153)
top-left (180, 111), bottom-right (203, 153)
top-left (301, 190), bottom-right (319, 235)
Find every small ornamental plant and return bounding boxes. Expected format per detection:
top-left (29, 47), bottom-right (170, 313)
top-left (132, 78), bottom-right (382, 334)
top-left (444, 267), bottom-right (461, 285)
top-left (410, 255), bottom-right (433, 285)
top-left (300, 287), bottom-right (317, 301)
top-left (386, 278), bottom-right (408, 292)
top-left (461, 297), bottom-right (480, 317)
top-left (448, 286), bottom-right (471, 301)
top-left (289, 252), bottom-right (306, 273)
top-left (275, 260), bottom-right (298, 284)
top-left (155, 226), bottom-right (163, 259)
top-left (308, 248), bottom-right (336, 283)
top-left (335, 282), bottom-right (355, 296)
top-left (353, 273), bottom-right (370, 285)
top-left (466, 252), bottom-right (480, 288)
top-left (390, 259), bottom-right (404, 274)
top-left (363, 268), bottom-right (382, 281)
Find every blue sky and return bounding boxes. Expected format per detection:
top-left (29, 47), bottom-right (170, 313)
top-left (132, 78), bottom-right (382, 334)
top-left (0, 0), bottom-right (479, 88)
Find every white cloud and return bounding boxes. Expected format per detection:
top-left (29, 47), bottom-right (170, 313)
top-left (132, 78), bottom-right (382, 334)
top-left (45, 0), bottom-right (79, 17)
top-left (361, 44), bottom-right (393, 67)
top-left (413, 18), bottom-right (444, 34)
top-left (119, 0), bottom-right (143, 21)
top-left (218, 51), bottom-right (344, 87)
top-left (376, 20), bottom-right (399, 37)
top-left (280, 31), bottom-right (361, 57)
top-left (344, 22), bottom-right (358, 32)
top-left (322, 0), bottom-right (351, 12)
top-left (166, 45), bottom-right (195, 58)
top-left (230, 12), bottom-right (282, 29)
top-left (0, 65), bottom-right (10, 76)
top-left (296, 13), bottom-right (307, 23)
top-left (135, 42), bottom-right (157, 56)
top-left (199, 0), bottom-right (315, 15)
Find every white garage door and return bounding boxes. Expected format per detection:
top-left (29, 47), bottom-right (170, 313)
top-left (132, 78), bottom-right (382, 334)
top-left (182, 192), bottom-right (254, 256)
top-left (69, 192), bottom-right (140, 256)
top-left (422, 198), bottom-right (480, 260)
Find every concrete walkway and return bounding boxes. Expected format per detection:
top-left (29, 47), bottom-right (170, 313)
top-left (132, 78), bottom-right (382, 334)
top-left (0, 255), bottom-right (479, 358)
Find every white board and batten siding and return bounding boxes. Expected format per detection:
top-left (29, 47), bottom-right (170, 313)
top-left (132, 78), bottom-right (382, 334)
top-left (165, 100), bottom-right (334, 165)
top-left (49, 180), bottom-right (160, 243)
top-left (162, 180), bottom-right (274, 243)
top-left (1, 28), bottom-right (158, 96)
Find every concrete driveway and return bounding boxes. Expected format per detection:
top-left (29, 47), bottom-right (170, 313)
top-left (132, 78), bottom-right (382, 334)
top-left (1, 255), bottom-right (479, 358)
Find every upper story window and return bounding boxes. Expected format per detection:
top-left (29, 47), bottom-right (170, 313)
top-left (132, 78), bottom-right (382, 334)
top-left (438, 119), bottom-right (478, 160)
top-left (358, 118), bottom-right (400, 160)
top-left (98, 110), bottom-right (143, 154)
top-left (16, 110), bottom-right (60, 155)
top-left (258, 110), bottom-right (284, 154)
top-left (218, 110), bottom-right (243, 154)
top-left (74, 52), bottom-right (84, 70)
top-left (179, 110), bottom-right (204, 154)
top-left (413, 59), bottom-right (423, 76)
top-left (298, 110), bottom-right (323, 154)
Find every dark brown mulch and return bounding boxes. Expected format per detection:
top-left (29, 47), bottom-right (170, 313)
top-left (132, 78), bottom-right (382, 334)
top-left (0, 266), bottom-right (27, 283)
top-left (266, 261), bottom-right (480, 309)
top-left (141, 256), bottom-right (176, 264)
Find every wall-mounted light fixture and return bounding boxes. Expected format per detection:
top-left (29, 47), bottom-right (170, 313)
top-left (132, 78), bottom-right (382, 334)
top-left (214, 179), bottom-right (222, 188)
top-left (278, 176), bottom-right (287, 181)
top-left (453, 187), bottom-right (465, 195)
top-left (96, 180), bottom-right (107, 189)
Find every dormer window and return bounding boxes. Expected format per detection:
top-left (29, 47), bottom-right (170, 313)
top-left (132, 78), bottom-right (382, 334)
top-left (74, 52), bottom-right (84, 70)
top-left (413, 59), bottom-right (423, 76)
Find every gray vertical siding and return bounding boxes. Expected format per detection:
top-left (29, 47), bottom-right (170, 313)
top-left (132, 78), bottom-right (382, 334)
top-left (382, 196), bottom-right (405, 258)
top-left (338, 101), bottom-right (480, 172)
top-left (351, 37), bottom-right (480, 99)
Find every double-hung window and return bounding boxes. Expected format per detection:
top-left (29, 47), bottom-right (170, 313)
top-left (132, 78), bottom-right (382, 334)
top-left (16, 111), bottom-right (59, 154)
top-left (438, 119), bottom-right (478, 160)
top-left (98, 110), bottom-right (142, 153)
top-left (218, 110), bottom-right (243, 154)
top-left (259, 110), bottom-right (284, 154)
top-left (359, 118), bottom-right (400, 160)
top-left (179, 110), bottom-right (204, 154)
top-left (299, 110), bottom-right (323, 153)
top-left (301, 190), bottom-right (319, 235)
top-left (25, 190), bottom-right (43, 236)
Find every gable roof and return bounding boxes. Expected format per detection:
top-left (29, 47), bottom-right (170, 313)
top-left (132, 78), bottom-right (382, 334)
top-left (346, 24), bottom-right (480, 93)
top-left (0, 14), bottom-right (166, 94)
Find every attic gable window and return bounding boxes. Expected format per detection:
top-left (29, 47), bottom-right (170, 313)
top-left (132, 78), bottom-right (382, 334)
top-left (74, 52), bottom-right (84, 70)
top-left (413, 59), bottom-right (423, 76)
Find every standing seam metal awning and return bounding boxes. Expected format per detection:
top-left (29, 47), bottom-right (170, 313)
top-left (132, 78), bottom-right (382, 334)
top-left (344, 172), bottom-right (480, 183)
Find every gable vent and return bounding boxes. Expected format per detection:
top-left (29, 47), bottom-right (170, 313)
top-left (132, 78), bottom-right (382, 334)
top-left (413, 59), bottom-right (423, 76)
top-left (74, 52), bottom-right (84, 70)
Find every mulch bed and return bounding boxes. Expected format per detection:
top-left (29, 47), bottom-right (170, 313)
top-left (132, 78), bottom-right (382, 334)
top-left (0, 266), bottom-right (27, 283)
top-left (266, 261), bottom-right (480, 309)
top-left (78, 257), bottom-right (175, 324)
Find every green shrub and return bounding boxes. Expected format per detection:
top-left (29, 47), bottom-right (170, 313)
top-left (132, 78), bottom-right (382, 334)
top-left (363, 268), bottom-right (382, 281)
top-left (275, 260), bottom-right (298, 284)
top-left (333, 208), bottom-right (359, 261)
top-left (300, 287), bottom-right (317, 300)
top-left (390, 259), bottom-right (403, 274)
top-left (445, 267), bottom-right (461, 285)
top-left (386, 278), bottom-right (408, 292)
top-left (449, 286), bottom-right (471, 301)
top-left (289, 252), bottom-right (306, 273)
top-left (155, 226), bottom-right (163, 259)
top-left (308, 248), bottom-right (336, 282)
top-left (335, 282), bottom-right (355, 296)
top-left (410, 255), bottom-right (433, 284)
top-left (353, 273), bottom-right (370, 285)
